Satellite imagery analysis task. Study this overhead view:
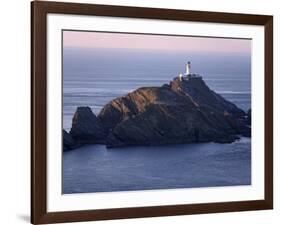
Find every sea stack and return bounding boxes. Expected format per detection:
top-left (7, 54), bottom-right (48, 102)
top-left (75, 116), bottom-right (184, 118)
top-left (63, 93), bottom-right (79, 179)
top-left (70, 107), bottom-right (107, 144)
top-left (63, 129), bottom-right (80, 151)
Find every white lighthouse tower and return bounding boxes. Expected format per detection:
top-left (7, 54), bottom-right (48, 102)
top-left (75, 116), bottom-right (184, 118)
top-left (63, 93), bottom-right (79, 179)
top-left (186, 61), bottom-right (191, 75)
top-left (177, 61), bottom-right (201, 82)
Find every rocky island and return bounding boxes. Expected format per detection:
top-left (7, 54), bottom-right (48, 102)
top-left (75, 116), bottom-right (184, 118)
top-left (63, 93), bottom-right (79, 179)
top-left (63, 67), bottom-right (251, 150)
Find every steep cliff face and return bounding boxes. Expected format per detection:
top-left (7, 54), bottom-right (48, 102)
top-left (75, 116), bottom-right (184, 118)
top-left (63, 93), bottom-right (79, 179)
top-left (98, 77), bottom-right (249, 147)
top-left (70, 107), bottom-right (106, 144)
top-left (98, 85), bottom-right (196, 134)
top-left (66, 77), bottom-right (250, 148)
top-left (170, 77), bottom-right (246, 117)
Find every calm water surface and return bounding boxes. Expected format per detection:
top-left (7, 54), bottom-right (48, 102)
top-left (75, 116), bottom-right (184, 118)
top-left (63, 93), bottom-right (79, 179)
top-left (63, 138), bottom-right (251, 194)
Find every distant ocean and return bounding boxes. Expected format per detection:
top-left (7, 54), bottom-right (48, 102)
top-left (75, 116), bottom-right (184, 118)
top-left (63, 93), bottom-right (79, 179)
top-left (63, 47), bottom-right (251, 194)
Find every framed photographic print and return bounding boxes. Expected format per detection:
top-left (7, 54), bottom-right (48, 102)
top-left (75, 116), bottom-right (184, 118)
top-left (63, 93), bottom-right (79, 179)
top-left (31, 1), bottom-right (273, 224)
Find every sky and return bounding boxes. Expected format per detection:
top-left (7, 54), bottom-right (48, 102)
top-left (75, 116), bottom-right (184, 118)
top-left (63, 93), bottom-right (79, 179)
top-left (63, 30), bottom-right (251, 54)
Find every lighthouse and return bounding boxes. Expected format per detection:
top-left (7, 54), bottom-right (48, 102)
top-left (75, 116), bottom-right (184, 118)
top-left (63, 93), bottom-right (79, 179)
top-left (176, 61), bottom-right (201, 82)
top-left (186, 61), bottom-right (191, 75)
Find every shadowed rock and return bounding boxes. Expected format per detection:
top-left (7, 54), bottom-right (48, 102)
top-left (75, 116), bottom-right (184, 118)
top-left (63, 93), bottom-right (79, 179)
top-left (63, 129), bottom-right (80, 151)
top-left (170, 76), bottom-right (246, 117)
top-left (97, 77), bottom-right (250, 148)
top-left (66, 77), bottom-right (251, 149)
top-left (247, 108), bottom-right (251, 125)
top-left (70, 107), bottom-right (106, 144)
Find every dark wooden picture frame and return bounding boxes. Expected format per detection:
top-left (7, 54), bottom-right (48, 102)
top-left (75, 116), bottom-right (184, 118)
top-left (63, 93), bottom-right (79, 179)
top-left (31, 1), bottom-right (273, 224)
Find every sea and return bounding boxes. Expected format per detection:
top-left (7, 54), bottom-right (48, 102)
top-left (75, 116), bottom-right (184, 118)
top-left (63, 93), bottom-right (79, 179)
top-left (63, 47), bottom-right (251, 194)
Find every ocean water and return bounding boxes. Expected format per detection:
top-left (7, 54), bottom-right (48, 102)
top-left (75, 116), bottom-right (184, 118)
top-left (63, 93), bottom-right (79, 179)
top-left (63, 47), bottom-right (251, 194)
top-left (63, 138), bottom-right (251, 193)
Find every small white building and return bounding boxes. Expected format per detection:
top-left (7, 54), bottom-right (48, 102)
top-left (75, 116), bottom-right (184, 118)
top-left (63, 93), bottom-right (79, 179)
top-left (178, 61), bottom-right (201, 81)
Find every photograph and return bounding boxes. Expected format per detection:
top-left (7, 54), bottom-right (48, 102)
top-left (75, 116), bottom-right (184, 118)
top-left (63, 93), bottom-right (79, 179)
top-left (62, 30), bottom-right (252, 194)
top-left (30, 1), bottom-right (273, 223)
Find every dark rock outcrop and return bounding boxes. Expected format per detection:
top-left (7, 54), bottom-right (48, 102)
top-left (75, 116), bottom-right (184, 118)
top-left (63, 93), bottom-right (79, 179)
top-left (170, 77), bottom-right (245, 117)
top-left (65, 77), bottom-right (251, 149)
top-left (70, 107), bottom-right (106, 144)
top-left (247, 108), bottom-right (251, 125)
top-left (96, 77), bottom-right (250, 148)
top-left (63, 129), bottom-right (80, 151)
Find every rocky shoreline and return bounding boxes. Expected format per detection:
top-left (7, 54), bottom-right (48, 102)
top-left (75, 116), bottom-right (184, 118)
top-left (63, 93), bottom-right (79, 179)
top-left (63, 76), bottom-right (251, 151)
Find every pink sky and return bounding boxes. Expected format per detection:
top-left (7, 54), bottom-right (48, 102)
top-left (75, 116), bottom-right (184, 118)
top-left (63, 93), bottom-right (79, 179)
top-left (63, 30), bottom-right (251, 54)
